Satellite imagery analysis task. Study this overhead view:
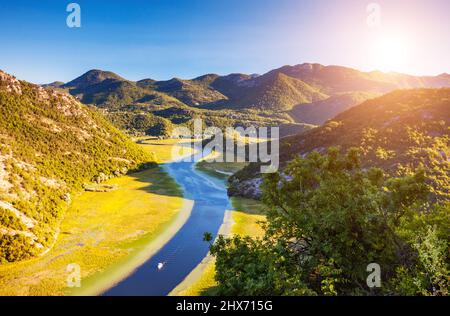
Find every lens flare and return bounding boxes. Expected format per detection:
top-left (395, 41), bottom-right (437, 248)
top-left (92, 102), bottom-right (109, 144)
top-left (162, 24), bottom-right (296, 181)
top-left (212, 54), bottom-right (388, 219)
top-left (369, 32), bottom-right (413, 73)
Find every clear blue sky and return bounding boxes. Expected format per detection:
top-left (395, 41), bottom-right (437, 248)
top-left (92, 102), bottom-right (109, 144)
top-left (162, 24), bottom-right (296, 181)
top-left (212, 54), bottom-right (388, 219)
top-left (1, 0), bottom-right (449, 83)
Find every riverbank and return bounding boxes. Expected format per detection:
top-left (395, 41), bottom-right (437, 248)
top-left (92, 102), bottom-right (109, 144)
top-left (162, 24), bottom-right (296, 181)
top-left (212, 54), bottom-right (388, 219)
top-left (168, 161), bottom-right (266, 296)
top-left (0, 139), bottom-right (193, 295)
top-left (169, 196), bottom-right (266, 296)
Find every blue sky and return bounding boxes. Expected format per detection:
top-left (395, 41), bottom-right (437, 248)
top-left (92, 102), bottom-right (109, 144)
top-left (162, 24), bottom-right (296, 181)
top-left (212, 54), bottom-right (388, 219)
top-left (1, 0), bottom-right (449, 83)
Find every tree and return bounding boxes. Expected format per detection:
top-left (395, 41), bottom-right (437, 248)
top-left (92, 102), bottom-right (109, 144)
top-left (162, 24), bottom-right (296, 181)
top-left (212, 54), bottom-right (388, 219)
top-left (210, 148), bottom-right (449, 295)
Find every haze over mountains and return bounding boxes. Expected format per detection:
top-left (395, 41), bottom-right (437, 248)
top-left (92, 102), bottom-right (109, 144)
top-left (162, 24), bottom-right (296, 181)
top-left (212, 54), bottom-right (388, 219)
top-left (44, 63), bottom-right (450, 136)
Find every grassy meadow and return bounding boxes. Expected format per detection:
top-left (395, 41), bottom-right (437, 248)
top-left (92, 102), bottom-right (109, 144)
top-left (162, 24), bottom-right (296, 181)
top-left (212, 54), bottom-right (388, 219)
top-left (136, 137), bottom-right (196, 164)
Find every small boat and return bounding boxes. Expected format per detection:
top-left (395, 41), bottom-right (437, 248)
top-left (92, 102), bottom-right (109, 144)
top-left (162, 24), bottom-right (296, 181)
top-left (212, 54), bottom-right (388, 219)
top-left (157, 262), bottom-right (164, 270)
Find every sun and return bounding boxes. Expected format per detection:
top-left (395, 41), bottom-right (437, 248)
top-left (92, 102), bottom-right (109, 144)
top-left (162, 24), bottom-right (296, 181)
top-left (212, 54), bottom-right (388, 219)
top-left (369, 32), bottom-right (413, 73)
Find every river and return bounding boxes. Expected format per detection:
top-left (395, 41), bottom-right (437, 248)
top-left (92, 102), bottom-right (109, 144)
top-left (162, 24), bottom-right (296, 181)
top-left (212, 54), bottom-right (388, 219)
top-left (103, 157), bottom-right (229, 296)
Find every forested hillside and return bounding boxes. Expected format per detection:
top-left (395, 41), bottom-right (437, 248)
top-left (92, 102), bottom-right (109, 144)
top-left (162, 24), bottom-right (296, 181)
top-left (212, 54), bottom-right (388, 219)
top-left (0, 71), bottom-right (152, 262)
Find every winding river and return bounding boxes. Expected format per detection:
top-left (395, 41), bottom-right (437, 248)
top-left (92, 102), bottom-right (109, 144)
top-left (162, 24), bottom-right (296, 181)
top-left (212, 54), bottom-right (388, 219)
top-left (104, 157), bottom-right (229, 296)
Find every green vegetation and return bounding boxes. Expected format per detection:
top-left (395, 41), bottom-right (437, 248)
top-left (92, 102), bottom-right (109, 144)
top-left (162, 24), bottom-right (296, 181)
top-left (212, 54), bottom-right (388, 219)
top-left (223, 72), bottom-right (327, 111)
top-left (55, 63), bottom-right (450, 139)
top-left (222, 89), bottom-right (449, 296)
top-left (0, 72), bottom-right (152, 262)
top-left (2, 65), bottom-right (447, 295)
top-left (231, 88), bottom-right (450, 201)
top-left (210, 149), bottom-right (449, 296)
top-left (106, 111), bottom-right (174, 137)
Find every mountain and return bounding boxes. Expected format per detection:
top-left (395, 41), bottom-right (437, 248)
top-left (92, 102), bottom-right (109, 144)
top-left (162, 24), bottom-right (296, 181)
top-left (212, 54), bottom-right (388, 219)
top-left (0, 70), bottom-right (152, 262)
top-left (59, 66), bottom-right (450, 112)
top-left (283, 88), bottom-right (450, 167)
top-left (223, 72), bottom-right (328, 111)
top-left (169, 71), bottom-right (329, 111)
top-left (63, 70), bottom-right (227, 109)
top-left (62, 70), bottom-right (151, 108)
top-left (150, 76), bottom-right (228, 107)
top-left (63, 69), bottom-right (125, 91)
top-left (268, 63), bottom-right (394, 94)
top-left (209, 73), bottom-right (254, 100)
top-left (229, 88), bottom-right (450, 200)
top-left (258, 63), bottom-right (450, 124)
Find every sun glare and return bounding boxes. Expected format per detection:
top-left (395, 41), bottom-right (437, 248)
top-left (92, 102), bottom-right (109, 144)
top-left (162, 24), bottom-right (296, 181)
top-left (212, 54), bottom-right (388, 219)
top-left (369, 32), bottom-right (413, 73)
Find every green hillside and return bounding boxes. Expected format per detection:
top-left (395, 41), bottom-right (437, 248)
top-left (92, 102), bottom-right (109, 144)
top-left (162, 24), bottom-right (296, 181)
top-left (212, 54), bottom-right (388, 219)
top-left (212, 88), bottom-right (450, 297)
top-left (63, 69), bottom-right (125, 91)
top-left (57, 70), bottom-right (307, 137)
top-left (151, 77), bottom-right (228, 107)
top-left (0, 71), bottom-right (152, 262)
top-left (230, 88), bottom-right (450, 201)
top-left (230, 72), bottom-right (328, 111)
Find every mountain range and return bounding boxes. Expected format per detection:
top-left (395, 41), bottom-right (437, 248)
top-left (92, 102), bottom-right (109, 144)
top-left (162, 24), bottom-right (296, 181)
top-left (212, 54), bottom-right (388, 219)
top-left (44, 63), bottom-right (450, 137)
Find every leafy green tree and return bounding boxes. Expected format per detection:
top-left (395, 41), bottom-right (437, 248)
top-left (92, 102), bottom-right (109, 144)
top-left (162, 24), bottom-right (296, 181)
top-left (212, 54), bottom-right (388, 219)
top-left (210, 148), bottom-right (449, 295)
